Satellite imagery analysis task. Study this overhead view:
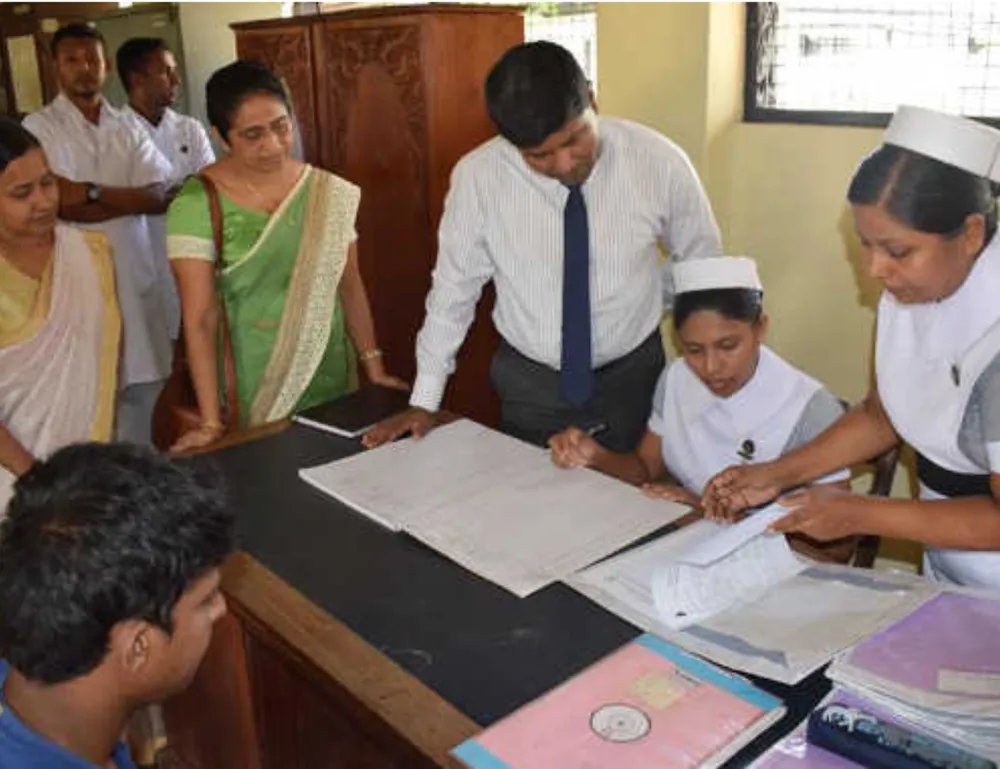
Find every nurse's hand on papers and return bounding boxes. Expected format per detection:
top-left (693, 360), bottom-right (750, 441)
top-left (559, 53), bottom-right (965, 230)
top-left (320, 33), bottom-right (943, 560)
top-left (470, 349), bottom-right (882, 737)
top-left (768, 486), bottom-right (861, 542)
top-left (701, 462), bottom-right (783, 522)
top-left (548, 427), bottom-right (602, 469)
top-left (362, 407), bottom-right (437, 448)
top-left (640, 482), bottom-right (700, 509)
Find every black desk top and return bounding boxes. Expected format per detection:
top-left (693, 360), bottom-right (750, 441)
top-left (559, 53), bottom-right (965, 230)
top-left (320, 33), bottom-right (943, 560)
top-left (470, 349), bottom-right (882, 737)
top-left (200, 423), bottom-right (829, 766)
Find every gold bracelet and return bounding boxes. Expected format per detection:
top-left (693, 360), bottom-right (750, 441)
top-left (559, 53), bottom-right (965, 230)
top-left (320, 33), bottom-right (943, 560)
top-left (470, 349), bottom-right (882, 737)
top-left (201, 420), bottom-right (224, 432)
top-left (358, 348), bottom-right (383, 362)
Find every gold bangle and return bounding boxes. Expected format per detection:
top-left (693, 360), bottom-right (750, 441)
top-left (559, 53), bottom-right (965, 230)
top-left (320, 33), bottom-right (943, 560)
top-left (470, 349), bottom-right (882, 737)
top-left (358, 348), bottom-right (383, 362)
top-left (201, 420), bottom-right (224, 432)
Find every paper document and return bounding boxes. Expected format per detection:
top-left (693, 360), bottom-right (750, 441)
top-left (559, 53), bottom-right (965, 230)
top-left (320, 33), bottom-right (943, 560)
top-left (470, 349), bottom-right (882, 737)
top-left (567, 523), bottom-right (934, 684)
top-left (654, 533), bottom-right (806, 629)
top-left (300, 420), bottom-right (690, 596)
top-left (674, 505), bottom-right (789, 566)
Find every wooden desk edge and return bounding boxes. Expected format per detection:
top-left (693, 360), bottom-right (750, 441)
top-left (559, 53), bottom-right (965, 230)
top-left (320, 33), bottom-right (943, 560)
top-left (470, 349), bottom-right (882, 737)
top-left (222, 552), bottom-right (480, 767)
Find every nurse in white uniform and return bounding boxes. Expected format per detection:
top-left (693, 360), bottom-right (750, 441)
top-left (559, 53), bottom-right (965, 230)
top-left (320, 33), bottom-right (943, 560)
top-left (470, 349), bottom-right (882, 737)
top-left (548, 256), bottom-right (849, 510)
top-left (703, 106), bottom-right (1000, 590)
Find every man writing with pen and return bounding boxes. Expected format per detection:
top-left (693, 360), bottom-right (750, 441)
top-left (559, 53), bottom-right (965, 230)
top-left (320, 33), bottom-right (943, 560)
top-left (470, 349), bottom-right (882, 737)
top-left (364, 41), bottom-right (722, 453)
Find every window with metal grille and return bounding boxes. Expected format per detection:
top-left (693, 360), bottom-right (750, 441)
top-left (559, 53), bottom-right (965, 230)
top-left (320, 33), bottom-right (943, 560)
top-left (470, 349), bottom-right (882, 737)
top-left (525, 2), bottom-right (598, 93)
top-left (746, 1), bottom-right (1000, 127)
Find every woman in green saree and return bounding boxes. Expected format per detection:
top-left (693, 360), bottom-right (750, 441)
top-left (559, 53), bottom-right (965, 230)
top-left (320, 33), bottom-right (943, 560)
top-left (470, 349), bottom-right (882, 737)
top-left (167, 61), bottom-right (404, 452)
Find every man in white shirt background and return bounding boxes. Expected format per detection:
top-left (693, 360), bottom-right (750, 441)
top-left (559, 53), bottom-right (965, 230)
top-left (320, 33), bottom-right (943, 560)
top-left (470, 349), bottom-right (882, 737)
top-left (23, 24), bottom-right (176, 446)
top-left (117, 37), bottom-right (215, 183)
top-left (366, 41), bottom-right (723, 453)
top-left (117, 36), bottom-right (216, 341)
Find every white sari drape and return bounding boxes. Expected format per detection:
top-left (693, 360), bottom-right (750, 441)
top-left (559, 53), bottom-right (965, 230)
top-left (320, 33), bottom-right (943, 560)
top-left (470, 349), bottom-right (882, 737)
top-left (0, 224), bottom-right (119, 512)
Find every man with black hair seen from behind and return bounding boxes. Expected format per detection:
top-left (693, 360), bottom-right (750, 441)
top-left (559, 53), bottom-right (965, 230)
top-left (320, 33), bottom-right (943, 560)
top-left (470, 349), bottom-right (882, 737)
top-left (0, 442), bottom-right (234, 768)
top-left (23, 24), bottom-right (177, 447)
top-left (365, 41), bottom-right (722, 453)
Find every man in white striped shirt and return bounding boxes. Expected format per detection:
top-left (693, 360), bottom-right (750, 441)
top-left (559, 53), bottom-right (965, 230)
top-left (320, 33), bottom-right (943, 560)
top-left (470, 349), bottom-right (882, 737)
top-left (365, 41), bottom-right (722, 452)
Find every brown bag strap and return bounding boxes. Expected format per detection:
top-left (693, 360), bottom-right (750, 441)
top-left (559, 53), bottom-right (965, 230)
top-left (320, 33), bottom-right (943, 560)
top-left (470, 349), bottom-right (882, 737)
top-left (198, 173), bottom-right (240, 429)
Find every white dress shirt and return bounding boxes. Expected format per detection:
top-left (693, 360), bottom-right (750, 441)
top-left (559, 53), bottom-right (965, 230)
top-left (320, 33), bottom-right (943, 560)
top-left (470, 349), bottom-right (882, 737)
top-left (24, 94), bottom-right (174, 388)
top-left (122, 105), bottom-right (216, 337)
top-left (412, 116), bottom-right (723, 411)
top-left (121, 105), bottom-right (215, 184)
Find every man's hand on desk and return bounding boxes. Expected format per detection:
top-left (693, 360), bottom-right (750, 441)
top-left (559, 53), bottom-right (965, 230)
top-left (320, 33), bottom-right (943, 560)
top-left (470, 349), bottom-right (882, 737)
top-left (361, 407), bottom-right (439, 449)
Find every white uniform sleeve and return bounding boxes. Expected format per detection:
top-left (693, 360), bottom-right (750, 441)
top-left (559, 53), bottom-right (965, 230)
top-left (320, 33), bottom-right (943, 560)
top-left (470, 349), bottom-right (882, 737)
top-left (188, 119), bottom-right (216, 173)
top-left (22, 112), bottom-right (69, 177)
top-left (975, 353), bottom-right (1000, 474)
top-left (410, 158), bottom-right (494, 412)
top-left (783, 388), bottom-right (850, 483)
top-left (657, 144), bottom-right (723, 310)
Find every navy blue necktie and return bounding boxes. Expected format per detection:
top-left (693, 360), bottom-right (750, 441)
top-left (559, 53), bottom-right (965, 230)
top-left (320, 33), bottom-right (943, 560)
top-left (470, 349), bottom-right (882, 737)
top-left (561, 185), bottom-right (593, 405)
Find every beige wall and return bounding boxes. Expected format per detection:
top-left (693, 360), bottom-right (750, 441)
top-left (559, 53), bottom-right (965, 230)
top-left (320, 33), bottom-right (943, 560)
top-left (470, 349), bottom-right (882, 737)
top-left (598, 3), bottom-right (920, 565)
top-left (178, 2), bottom-right (284, 128)
top-left (599, 2), bottom-right (883, 400)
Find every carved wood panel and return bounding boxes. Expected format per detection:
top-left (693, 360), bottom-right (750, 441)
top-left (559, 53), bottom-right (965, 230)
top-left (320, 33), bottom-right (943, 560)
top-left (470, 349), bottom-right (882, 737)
top-left (315, 21), bottom-right (431, 386)
top-left (236, 27), bottom-right (320, 164)
top-left (319, 22), bottom-right (427, 174)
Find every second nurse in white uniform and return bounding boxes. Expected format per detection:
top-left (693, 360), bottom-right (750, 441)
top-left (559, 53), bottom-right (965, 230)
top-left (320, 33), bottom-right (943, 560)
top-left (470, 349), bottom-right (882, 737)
top-left (704, 106), bottom-right (1000, 589)
top-left (548, 256), bottom-right (849, 509)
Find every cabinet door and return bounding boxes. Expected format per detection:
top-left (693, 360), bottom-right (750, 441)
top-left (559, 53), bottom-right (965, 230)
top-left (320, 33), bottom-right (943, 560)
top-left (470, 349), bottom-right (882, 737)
top-left (314, 19), bottom-right (432, 386)
top-left (235, 25), bottom-right (320, 165)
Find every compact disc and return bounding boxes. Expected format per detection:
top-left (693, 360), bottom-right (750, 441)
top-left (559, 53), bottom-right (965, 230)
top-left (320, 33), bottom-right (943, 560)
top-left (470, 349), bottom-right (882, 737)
top-left (589, 703), bottom-right (651, 743)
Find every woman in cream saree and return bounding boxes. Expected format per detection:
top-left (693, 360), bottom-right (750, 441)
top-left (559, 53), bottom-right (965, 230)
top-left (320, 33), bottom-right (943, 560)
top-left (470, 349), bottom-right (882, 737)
top-left (167, 61), bottom-right (403, 452)
top-left (0, 121), bottom-right (119, 511)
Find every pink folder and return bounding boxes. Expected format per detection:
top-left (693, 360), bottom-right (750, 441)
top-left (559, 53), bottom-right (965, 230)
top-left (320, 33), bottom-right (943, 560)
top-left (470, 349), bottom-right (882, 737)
top-left (453, 634), bottom-right (786, 769)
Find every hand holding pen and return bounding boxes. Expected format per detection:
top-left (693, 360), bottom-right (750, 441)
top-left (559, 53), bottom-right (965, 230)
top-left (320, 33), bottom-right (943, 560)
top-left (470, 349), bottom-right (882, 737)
top-left (547, 422), bottom-right (608, 469)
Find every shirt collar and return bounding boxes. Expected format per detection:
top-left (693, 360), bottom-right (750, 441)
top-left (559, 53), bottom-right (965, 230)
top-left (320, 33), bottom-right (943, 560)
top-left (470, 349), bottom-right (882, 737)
top-left (0, 660), bottom-right (137, 768)
top-left (674, 345), bottom-right (801, 433)
top-left (890, 233), bottom-right (1000, 363)
top-left (52, 92), bottom-right (118, 129)
top-left (124, 104), bottom-right (175, 131)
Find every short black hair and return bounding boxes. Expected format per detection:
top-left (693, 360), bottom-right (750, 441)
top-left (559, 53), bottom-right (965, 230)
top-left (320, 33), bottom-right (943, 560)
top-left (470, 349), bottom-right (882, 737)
top-left (673, 288), bottom-right (764, 330)
top-left (484, 41), bottom-right (589, 148)
top-left (116, 37), bottom-right (168, 92)
top-left (0, 118), bottom-right (41, 175)
top-left (206, 60), bottom-right (290, 140)
top-left (0, 443), bottom-right (235, 685)
top-left (51, 23), bottom-right (105, 58)
top-left (848, 143), bottom-right (999, 245)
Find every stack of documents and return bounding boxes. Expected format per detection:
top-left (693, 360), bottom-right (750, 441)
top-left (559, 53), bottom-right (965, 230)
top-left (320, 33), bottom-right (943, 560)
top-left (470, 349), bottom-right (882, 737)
top-left (826, 591), bottom-right (1000, 758)
top-left (453, 633), bottom-right (787, 769)
top-left (567, 509), bottom-right (935, 684)
top-left (749, 688), bottom-right (994, 767)
top-left (299, 420), bottom-right (689, 597)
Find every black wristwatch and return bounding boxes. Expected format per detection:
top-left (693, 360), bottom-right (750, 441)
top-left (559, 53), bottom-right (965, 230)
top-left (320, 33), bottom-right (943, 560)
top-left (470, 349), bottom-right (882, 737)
top-left (85, 182), bottom-right (102, 203)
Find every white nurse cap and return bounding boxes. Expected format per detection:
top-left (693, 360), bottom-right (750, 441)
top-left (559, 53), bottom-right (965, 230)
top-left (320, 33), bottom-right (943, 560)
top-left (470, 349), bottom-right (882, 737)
top-left (673, 256), bottom-right (762, 294)
top-left (884, 105), bottom-right (1000, 183)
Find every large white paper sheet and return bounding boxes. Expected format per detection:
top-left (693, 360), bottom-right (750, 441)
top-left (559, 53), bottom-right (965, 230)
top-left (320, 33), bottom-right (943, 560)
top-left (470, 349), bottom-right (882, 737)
top-left (300, 420), bottom-right (690, 596)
